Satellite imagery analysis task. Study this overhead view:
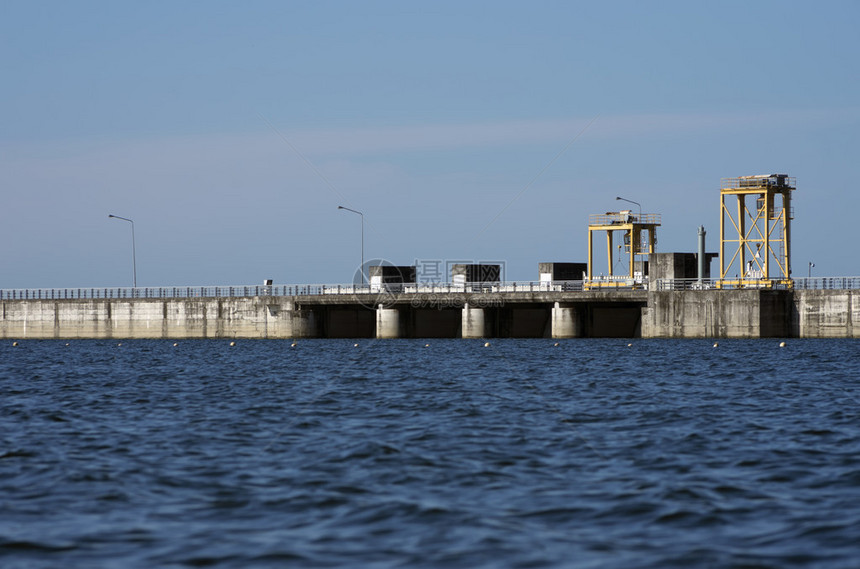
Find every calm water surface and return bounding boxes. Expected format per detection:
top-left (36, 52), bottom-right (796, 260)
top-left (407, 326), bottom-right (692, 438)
top-left (1, 338), bottom-right (859, 568)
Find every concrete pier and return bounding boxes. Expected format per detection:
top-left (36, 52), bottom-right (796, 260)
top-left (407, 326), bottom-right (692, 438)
top-left (376, 305), bottom-right (405, 339)
top-left (551, 302), bottom-right (581, 338)
top-left (460, 302), bottom-right (490, 338)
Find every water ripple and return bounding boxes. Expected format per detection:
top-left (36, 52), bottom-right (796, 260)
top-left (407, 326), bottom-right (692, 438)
top-left (1, 338), bottom-right (859, 568)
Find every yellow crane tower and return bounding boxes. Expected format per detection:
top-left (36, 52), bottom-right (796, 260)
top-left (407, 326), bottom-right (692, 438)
top-left (718, 174), bottom-right (794, 288)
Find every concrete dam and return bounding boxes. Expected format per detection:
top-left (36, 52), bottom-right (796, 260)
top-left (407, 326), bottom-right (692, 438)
top-left (2, 276), bottom-right (858, 340)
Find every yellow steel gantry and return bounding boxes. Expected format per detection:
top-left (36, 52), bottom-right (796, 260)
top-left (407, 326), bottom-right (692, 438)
top-left (719, 174), bottom-right (794, 288)
top-left (586, 211), bottom-right (660, 289)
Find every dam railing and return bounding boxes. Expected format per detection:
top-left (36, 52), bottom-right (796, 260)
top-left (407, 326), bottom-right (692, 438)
top-left (2, 277), bottom-right (859, 301)
top-left (0, 281), bottom-right (586, 300)
top-left (651, 277), bottom-right (860, 291)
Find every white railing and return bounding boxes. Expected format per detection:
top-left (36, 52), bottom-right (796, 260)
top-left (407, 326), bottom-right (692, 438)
top-left (651, 277), bottom-right (860, 291)
top-left (588, 212), bottom-right (662, 225)
top-left (0, 281), bottom-right (588, 300)
top-left (721, 175), bottom-right (796, 190)
top-left (3, 277), bottom-right (858, 300)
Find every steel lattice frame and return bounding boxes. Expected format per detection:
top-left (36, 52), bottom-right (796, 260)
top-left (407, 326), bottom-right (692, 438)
top-left (719, 175), bottom-right (794, 288)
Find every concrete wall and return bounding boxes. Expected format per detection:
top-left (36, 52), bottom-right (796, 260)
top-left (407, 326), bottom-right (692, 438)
top-left (4, 289), bottom-right (859, 339)
top-left (640, 289), bottom-right (860, 340)
top-left (0, 297), bottom-right (318, 339)
top-left (642, 290), bottom-right (791, 338)
top-left (793, 290), bottom-right (860, 338)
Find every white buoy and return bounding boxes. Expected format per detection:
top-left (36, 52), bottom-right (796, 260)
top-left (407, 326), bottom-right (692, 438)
top-left (354, 343), bottom-right (359, 347)
top-left (173, 342), bottom-right (178, 347)
top-left (424, 343), bottom-right (429, 347)
top-left (627, 343), bottom-right (632, 347)
top-left (229, 341), bottom-right (236, 346)
top-left (291, 342), bottom-right (297, 347)
top-left (554, 342), bottom-right (560, 347)
top-left (12, 341), bottom-right (18, 347)
top-left (713, 342), bottom-right (719, 348)
top-left (117, 343), bottom-right (122, 347)
top-left (484, 342), bottom-right (490, 347)
top-left (779, 341), bottom-right (786, 348)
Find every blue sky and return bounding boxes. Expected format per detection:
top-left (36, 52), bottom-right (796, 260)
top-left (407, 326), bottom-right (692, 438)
top-left (2, 1), bottom-right (859, 288)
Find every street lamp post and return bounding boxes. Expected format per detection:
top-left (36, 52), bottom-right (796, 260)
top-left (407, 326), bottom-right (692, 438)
top-left (337, 206), bottom-right (364, 285)
top-left (808, 261), bottom-right (815, 278)
top-left (109, 214), bottom-right (137, 288)
top-left (616, 196), bottom-right (642, 278)
top-left (615, 196), bottom-right (642, 223)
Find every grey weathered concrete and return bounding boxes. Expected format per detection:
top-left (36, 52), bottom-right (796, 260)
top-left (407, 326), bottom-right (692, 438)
top-left (792, 290), bottom-right (859, 338)
top-left (460, 303), bottom-right (489, 338)
top-left (551, 302), bottom-right (582, 338)
top-left (375, 306), bottom-right (405, 339)
top-left (0, 297), bottom-right (318, 339)
top-left (641, 290), bottom-right (791, 338)
top-left (2, 288), bottom-right (858, 339)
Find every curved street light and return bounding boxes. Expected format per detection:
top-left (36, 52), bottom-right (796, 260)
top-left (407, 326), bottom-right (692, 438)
top-left (337, 206), bottom-right (364, 285)
top-left (108, 214), bottom-right (137, 288)
top-left (615, 196), bottom-right (642, 222)
top-left (616, 196), bottom-right (643, 279)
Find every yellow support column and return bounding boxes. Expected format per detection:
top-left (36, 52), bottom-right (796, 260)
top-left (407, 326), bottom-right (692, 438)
top-left (763, 193), bottom-right (771, 279)
top-left (587, 228), bottom-right (593, 281)
top-left (737, 195), bottom-right (745, 280)
top-left (628, 228), bottom-right (635, 277)
top-left (606, 232), bottom-right (613, 277)
top-left (719, 193), bottom-right (725, 283)
top-left (784, 190), bottom-right (792, 279)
